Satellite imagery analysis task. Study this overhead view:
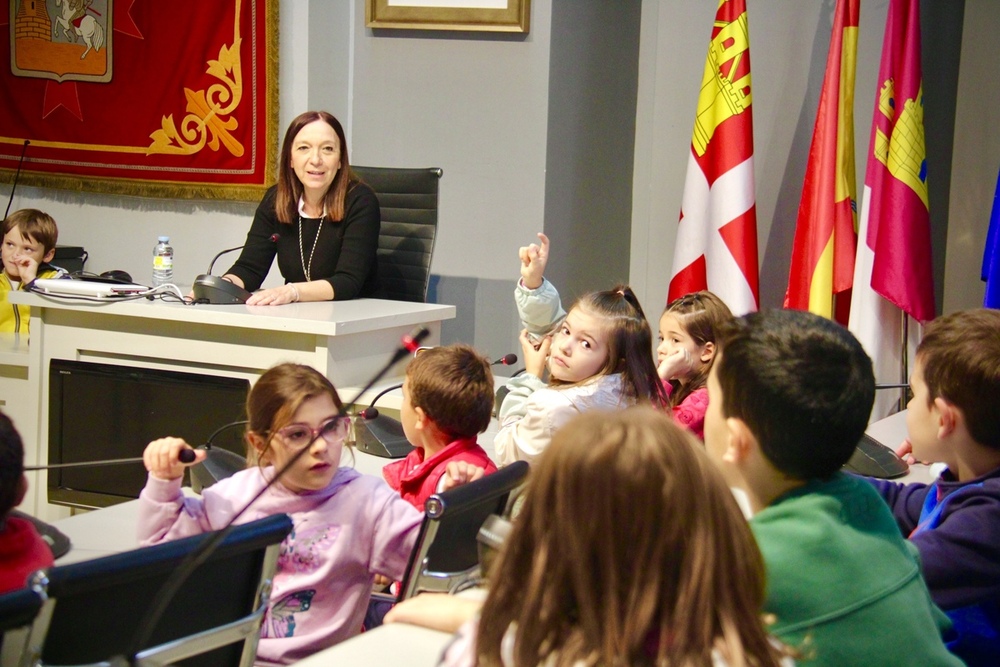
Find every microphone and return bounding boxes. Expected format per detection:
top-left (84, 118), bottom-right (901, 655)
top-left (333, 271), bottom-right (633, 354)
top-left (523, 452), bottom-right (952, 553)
top-left (4, 139), bottom-right (30, 220)
top-left (127, 326), bottom-right (431, 661)
top-left (24, 449), bottom-right (196, 471)
top-left (191, 234), bottom-right (279, 305)
top-left (492, 353), bottom-right (518, 366)
top-left (22, 420), bottom-right (250, 471)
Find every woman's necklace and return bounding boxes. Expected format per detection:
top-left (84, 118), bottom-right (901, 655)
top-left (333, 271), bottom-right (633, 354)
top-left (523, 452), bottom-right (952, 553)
top-left (298, 215), bottom-right (323, 282)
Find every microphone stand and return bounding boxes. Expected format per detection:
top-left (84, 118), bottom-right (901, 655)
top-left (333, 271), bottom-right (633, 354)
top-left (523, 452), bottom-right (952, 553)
top-left (124, 327), bottom-right (430, 663)
top-left (4, 139), bottom-right (30, 220)
top-left (23, 421), bottom-right (247, 472)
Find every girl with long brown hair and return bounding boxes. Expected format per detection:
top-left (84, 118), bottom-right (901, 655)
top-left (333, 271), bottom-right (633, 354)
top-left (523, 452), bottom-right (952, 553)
top-left (446, 407), bottom-right (790, 667)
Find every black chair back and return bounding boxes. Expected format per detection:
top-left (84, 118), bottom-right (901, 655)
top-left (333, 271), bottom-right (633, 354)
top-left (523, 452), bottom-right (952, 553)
top-left (0, 587), bottom-right (44, 665)
top-left (353, 166), bottom-right (442, 303)
top-left (24, 513), bottom-right (292, 667)
top-left (399, 460), bottom-right (529, 600)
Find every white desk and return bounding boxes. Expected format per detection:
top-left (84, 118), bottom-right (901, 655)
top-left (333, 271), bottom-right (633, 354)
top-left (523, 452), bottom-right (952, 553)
top-left (8, 291), bottom-right (454, 521)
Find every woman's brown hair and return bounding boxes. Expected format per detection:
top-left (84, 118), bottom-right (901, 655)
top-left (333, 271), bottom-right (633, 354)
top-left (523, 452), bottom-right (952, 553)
top-left (274, 110), bottom-right (356, 224)
top-left (244, 363), bottom-right (345, 467)
top-left (477, 407), bottom-right (785, 667)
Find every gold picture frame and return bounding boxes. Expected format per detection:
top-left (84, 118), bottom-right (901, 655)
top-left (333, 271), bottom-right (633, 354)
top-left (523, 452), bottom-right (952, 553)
top-left (366, 0), bottom-right (530, 33)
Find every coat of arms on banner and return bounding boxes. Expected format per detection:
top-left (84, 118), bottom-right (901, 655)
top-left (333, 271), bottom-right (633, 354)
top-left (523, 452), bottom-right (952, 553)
top-left (10, 0), bottom-right (112, 83)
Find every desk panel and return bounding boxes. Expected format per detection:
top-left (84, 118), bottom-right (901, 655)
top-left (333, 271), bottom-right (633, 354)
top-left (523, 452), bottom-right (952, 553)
top-left (9, 292), bottom-right (454, 521)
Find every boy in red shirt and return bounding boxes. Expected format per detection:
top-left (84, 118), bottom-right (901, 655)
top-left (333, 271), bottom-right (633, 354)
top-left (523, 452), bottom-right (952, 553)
top-left (0, 410), bottom-right (54, 593)
top-left (383, 344), bottom-right (498, 511)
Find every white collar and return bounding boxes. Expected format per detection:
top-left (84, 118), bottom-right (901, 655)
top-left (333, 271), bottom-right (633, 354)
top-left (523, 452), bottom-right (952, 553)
top-left (297, 195), bottom-right (327, 219)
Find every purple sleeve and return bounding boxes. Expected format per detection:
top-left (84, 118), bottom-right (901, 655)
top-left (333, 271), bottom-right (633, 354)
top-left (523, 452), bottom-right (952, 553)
top-left (908, 487), bottom-right (1000, 609)
top-left (869, 476), bottom-right (1000, 609)
top-left (867, 477), bottom-right (930, 535)
top-left (136, 475), bottom-right (215, 545)
top-left (369, 485), bottom-right (423, 581)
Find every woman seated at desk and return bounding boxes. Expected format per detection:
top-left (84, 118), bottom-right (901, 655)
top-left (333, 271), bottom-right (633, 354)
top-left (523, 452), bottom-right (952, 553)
top-left (222, 110), bottom-right (382, 306)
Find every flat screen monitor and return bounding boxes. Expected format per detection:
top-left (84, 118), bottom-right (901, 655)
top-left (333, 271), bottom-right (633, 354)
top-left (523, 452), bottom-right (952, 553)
top-left (48, 359), bottom-right (250, 509)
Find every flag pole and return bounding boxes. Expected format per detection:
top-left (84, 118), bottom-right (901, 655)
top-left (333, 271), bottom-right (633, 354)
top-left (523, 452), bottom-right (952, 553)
top-left (899, 310), bottom-right (909, 412)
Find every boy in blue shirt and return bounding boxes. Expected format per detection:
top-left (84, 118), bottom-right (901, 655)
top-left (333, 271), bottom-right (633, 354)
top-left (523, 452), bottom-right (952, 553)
top-left (704, 309), bottom-right (960, 666)
top-left (868, 308), bottom-right (1000, 666)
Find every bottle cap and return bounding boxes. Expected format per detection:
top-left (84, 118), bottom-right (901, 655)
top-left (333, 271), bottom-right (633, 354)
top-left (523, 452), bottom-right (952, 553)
top-left (158, 236), bottom-right (170, 243)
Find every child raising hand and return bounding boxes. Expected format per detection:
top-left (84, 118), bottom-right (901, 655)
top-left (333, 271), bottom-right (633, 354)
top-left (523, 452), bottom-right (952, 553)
top-left (497, 234), bottom-right (667, 464)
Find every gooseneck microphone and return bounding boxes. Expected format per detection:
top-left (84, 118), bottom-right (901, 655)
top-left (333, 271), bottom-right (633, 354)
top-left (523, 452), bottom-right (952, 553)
top-left (127, 327), bottom-right (430, 661)
top-left (4, 139), bottom-right (30, 220)
top-left (191, 234), bottom-right (279, 305)
top-left (492, 353), bottom-right (518, 366)
top-left (23, 420), bottom-right (249, 471)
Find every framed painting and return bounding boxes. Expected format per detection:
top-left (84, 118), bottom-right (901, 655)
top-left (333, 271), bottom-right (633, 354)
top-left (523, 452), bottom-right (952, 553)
top-left (366, 0), bottom-right (530, 33)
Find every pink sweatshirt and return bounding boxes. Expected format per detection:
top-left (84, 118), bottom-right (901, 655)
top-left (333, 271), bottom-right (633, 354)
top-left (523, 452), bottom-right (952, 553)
top-left (137, 467), bottom-right (422, 665)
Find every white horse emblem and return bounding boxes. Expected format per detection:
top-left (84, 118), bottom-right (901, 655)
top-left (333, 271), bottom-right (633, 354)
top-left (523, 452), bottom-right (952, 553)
top-left (53, 0), bottom-right (106, 60)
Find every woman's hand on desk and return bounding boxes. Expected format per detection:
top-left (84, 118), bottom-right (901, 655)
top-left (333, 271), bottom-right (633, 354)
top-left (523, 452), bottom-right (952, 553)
top-left (143, 437), bottom-right (206, 481)
top-left (244, 280), bottom-right (334, 306)
top-left (245, 284), bottom-right (300, 306)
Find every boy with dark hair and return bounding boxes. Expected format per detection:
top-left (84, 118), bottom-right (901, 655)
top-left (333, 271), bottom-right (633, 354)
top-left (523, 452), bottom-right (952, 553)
top-left (383, 344), bottom-right (498, 511)
top-left (868, 308), bottom-right (1000, 666)
top-left (1, 209), bottom-right (62, 335)
top-left (704, 309), bottom-right (961, 666)
top-left (0, 410), bottom-right (54, 593)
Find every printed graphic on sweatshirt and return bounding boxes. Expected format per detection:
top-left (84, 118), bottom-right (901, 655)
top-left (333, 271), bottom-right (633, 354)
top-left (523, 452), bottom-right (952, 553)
top-left (279, 524), bottom-right (338, 574)
top-left (263, 590), bottom-right (315, 639)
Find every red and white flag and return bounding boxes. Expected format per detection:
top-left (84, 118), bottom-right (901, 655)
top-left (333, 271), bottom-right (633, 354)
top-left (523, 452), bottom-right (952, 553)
top-left (668, 0), bottom-right (758, 315)
top-left (849, 0), bottom-right (934, 419)
top-left (784, 0), bottom-right (859, 324)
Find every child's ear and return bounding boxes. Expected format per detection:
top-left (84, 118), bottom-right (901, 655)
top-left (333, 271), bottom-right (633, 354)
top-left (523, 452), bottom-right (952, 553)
top-left (933, 397), bottom-right (960, 439)
top-left (700, 341), bottom-right (716, 364)
top-left (413, 406), bottom-right (428, 431)
top-left (43, 247), bottom-right (56, 263)
top-left (246, 431), bottom-right (268, 463)
top-left (723, 417), bottom-right (754, 464)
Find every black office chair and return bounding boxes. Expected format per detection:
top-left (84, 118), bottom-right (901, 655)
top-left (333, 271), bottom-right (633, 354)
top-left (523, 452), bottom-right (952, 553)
top-left (20, 513), bottom-right (292, 667)
top-left (0, 587), bottom-right (44, 666)
top-left (353, 166), bottom-right (442, 303)
top-left (397, 460), bottom-right (529, 601)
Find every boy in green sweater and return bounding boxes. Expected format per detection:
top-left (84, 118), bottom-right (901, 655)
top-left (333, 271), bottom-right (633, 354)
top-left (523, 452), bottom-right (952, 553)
top-left (704, 309), bottom-right (960, 666)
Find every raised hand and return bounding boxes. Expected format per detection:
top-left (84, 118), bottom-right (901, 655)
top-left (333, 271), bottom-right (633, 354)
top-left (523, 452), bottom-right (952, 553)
top-left (518, 232), bottom-right (550, 290)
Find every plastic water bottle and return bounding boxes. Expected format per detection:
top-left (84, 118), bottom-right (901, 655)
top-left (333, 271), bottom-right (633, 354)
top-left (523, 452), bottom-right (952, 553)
top-left (152, 236), bottom-right (174, 286)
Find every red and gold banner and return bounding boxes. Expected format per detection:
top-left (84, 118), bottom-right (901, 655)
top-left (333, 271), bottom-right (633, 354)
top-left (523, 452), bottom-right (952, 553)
top-left (0, 0), bottom-right (278, 201)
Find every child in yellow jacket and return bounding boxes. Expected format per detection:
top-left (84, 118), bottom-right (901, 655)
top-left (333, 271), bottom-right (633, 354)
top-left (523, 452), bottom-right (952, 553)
top-left (1, 209), bottom-right (62, 335)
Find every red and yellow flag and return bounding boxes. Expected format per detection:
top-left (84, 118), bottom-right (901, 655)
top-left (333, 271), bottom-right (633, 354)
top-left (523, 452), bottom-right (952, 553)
top-left (668, 0), bottom-right (758, 315)
top-left (784, 0), bottom-right (859, 324)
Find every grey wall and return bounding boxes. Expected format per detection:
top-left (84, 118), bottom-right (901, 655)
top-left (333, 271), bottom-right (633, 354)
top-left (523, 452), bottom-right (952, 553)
top-left (2, 0), bottom-right (996, 370)
top-left (945, 0), bottom-right (1000, 312)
